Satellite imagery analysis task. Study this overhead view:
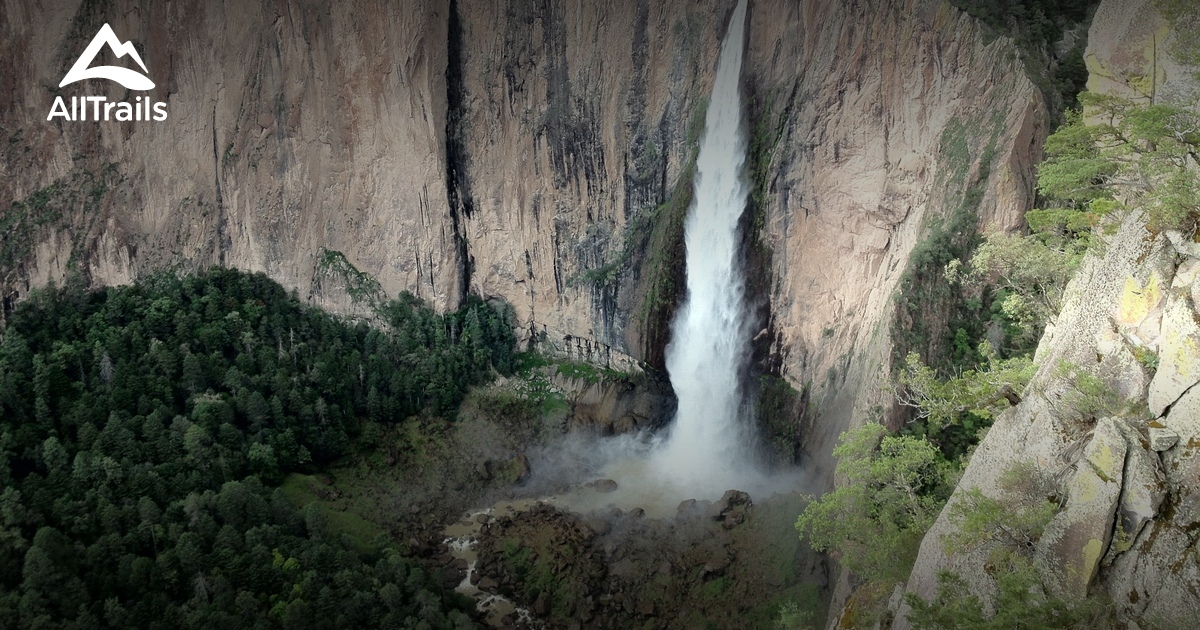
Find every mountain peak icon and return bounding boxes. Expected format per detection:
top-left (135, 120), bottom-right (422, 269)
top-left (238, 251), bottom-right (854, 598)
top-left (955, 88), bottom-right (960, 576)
top-left (59, 23), bottom-right (155, 91)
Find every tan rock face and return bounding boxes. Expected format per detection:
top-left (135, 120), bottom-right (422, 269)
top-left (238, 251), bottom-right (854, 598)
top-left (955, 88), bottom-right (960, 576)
top-left (746, 0), bottom-right (1044, 475)
top-left (2, 2), bottom-right (1041, 477)
top-left (1, 0), bottom-right (460, 314)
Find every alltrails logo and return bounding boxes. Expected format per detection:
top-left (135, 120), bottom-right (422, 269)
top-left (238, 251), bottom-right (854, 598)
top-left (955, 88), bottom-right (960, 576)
top-left (47, 23), bottom-right (168, 122)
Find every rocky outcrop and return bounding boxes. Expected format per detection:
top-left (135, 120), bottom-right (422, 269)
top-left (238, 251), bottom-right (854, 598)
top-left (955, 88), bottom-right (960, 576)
top-left (548, 370), bottom-right (675, 435)
top-left (896, 211), bottom-right (1197, 628)
top-left (1035, 417), bottom-right (1127, 601)
top-left (897, 2), bottom-right (1200, 625)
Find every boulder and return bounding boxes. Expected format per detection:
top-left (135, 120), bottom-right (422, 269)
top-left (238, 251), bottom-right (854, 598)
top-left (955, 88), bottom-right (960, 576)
top-left (702, 546), bottom-right (731, 575)
top-left (707, 490), bottom-right (752, 521)
top-left (1107, 516), bottom-right (1200, 624)
top-left (1163, 386), bottom-right (1200, 442)
top-left (1148, 422), bottom-right (1180, 451)
top-left (584, 517), bottom-right (611, 537)
top-left (475, 460), bottom-right (492, 481)
top-left (1193, 270), bottom-right (1200, 315)
top-left (1171, 258), bottom-right (1200, 290)
top-left (512, 453), bottom-right (532, 484)
top-left (1165, 230), bottom-right (1200, 259)
top-left (1164, 390), bottom-right (1200, 532)
top-left (477, 576), bottom-right (498, 591)
top-left (588, 479), bottom-right (619, 493)
top-left (1036, 417), bottom-right (1126, 600)
top-left (722, 510), bottom-right (747, 529)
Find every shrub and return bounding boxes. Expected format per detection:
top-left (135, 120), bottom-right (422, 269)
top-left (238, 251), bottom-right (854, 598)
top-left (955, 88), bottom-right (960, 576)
top-left (795, 424), bottom-right (956, 582)
top-left (905, 560), bottom-right (1109, 630)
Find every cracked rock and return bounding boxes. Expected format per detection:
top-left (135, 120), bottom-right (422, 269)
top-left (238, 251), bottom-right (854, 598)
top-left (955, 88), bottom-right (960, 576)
top-left (1148, 423), bottom-right (1180, 451)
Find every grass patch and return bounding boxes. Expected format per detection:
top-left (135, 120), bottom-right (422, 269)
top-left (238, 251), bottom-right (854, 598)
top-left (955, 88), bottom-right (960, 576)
top-left (510, 352), bottom-right (573, 414)
top-left (279, 473), bottom-right (384, 554)
top-left (698, 576), bottom-right (730, 600)
top-left (554, 359), bottom-right (629, 384)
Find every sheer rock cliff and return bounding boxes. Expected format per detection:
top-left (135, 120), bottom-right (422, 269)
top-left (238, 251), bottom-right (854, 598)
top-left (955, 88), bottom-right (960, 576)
top-left (2, 1), bottom-right (1044, 476)
top-left (745, 0), bottom-right (1044, 479)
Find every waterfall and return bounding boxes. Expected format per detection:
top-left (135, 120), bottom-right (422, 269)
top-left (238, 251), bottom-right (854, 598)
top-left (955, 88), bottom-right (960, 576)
top-left (542, 0), bottom-right (771, 514)
top-left (653, 0), bottom-right (755, 491)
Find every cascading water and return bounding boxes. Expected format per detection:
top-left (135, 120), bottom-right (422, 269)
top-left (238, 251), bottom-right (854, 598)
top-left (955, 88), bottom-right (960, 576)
top-left (543, 0), bottom-right (776, 513)
top-left (652, 0), bottom-right (756, 493)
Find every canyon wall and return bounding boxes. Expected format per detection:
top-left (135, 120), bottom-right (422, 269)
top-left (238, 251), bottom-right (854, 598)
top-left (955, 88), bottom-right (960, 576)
top-left (746, 0), bottom-right (1044, 475)
top-left (0, 0), bottom-right (462, 313)
top-left (449, 0), bottom-right (730, 369)
top-left (1, 0), bottom-right (1044, 474)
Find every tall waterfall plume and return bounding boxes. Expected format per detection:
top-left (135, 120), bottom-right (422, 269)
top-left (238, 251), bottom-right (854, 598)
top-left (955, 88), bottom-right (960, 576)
top-left (652, 0), bottom-right (756, 491)
top-left (533, 0), bottom-right (780, 513)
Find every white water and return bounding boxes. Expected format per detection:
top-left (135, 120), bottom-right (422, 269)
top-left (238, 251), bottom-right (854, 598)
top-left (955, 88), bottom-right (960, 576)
top-left (536, 0), bottom-right (780, 513)
top-left (650, 0), bottom-right (759, 495)
top-left (442, 504), bottom-right (539, 627)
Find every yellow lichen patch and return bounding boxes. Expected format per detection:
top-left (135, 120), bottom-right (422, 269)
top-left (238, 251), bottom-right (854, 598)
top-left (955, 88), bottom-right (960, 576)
top-left (1117, 273), bottom-right (1163, 327)
top-left (1087, 442), bottom-right (1120, 484)
top-left (1076, 468), bottom-right (1102, 503)
top-left (1140, 22), bottom-right (1174, 91)
top-left (1085, 52), bottom-right (1117, 91)
top-left (1081, 537), bottom-right (1104, 581)
top-left (1161, 325), bottom-right (1200, 381)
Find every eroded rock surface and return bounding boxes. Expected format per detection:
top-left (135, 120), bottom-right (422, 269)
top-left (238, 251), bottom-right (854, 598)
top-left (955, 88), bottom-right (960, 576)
top-left (1034, 417), bottom-right (1126, 600)
top-left (899, 204), bottom-right (1200, 627)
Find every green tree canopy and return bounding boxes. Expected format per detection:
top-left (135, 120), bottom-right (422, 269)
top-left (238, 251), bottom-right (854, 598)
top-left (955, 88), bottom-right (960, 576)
top-left (795, 424), bottom-right (957, 583)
